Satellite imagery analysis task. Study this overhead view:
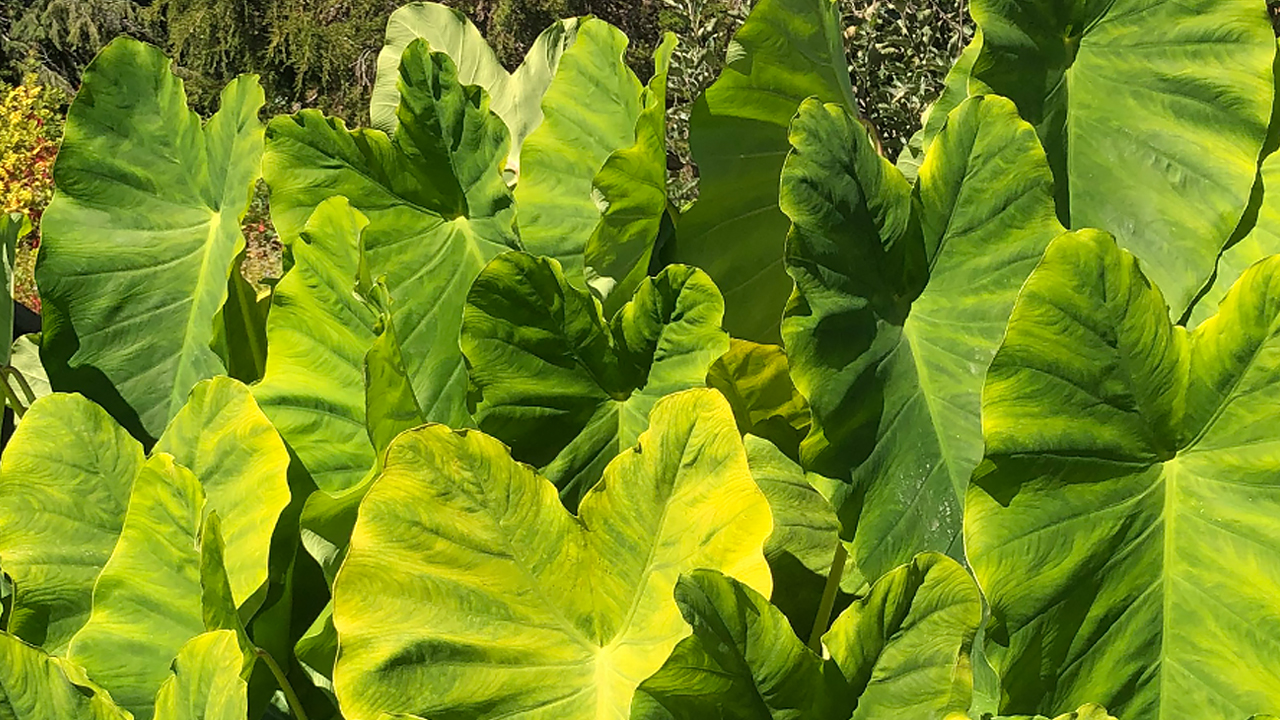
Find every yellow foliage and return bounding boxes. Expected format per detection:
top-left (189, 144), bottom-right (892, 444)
top-left (0, 73), bottom-right (62, 218)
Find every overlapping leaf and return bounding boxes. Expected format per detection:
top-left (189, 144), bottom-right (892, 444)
top-left (38, 37), bottom-right (264, 439)
top-left (462, 253), bottom-right (728, 509)
top-left (967, 230), bottom-right (1280, 718)
top-left (370, 1), bottom-right (578, 173)
top-left (0, 394), bottom-right (143, 652)
top-left (782, 94), bottom-right (1064, 579)
top-left (332, 388), bottom-right (772, 720)
top-left (633, 553), bottom-right (981, 720)
top-left (514, 20), bottom-right (644, 281)
top-left (667, 0), bottom-right (856, 341)
top-left (706, 340), bottom-right (810, 462)
top-left (263, 38), bottom-right (518, 440)
top-left (152, 631), bottom-right (248, 720)
top-left (970, 0), bottom-right (1275, 316)
top-left (0, 633), bottom-right (128, 720)
top-left (66, 455), bottom-right (239, 720)
top-left (583, 34), bottom-right (677, 313)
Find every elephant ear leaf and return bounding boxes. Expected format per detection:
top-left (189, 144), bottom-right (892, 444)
top-left (265, 39), bottom-right (518, 435)
top-left (966, 230), bottom-right (1280, 719)
top-left (332, 388), bottom-right (773, 720)
top-left (514, 20), bottom-right (658, 284)
top-left (667, 0), bottom-right (855, 341)
top-left (583, 33), bottom-right (677, 314)
top-left (67, 455), bottom-right (239, 720)
top-left (0, 394), bottom-right (144, 653)
top-left (152, 630), bottom-right (248, 720)
top-left (0, 633), bottom-right (129, 719)
top-left (462, 253), bottom-right (729, 510)
top-left (155, 377), bottom-right (291, 613)
top-left (371, 1), bottom-right (578, 172)
top-left (38, 37), bottom-right (264, 440)
top-left (823, 553), bottom-right (981, 720)
top-left (253, 198), bottom-right (379, 494)
top-left (782, 95), bottom-right (1064, 580)
top-left (970, 0), bottom-right (1275, 317)
top-left (631, 570), bottom-right (830, 720)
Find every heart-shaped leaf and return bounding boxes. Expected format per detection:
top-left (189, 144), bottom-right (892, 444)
top-left (967, 229), bottom-right (1280, 718)
top-left (38, 38), bottom-right (264, 439)
top-left (332, 388), bottom-right (772, 720)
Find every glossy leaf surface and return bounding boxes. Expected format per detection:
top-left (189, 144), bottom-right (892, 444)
top-left (332, 388), bottom-right (772, 720)
top-left (38, 38), bottom-right (264, 439)
top-left (967, 230), bottom-right (1280, 718)
top-left (463, 254), bottom-right (728, 510)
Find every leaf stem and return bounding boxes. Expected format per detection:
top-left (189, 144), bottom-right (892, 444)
top-left (0, 366), bottom-right (32, 417)
top-left (808, 541), bottom-right (848, 653)
top-left (254, 646), bottom-right (309, 720)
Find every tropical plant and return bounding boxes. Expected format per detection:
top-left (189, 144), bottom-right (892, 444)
top-left (2, 0), bottom-right (1280, 719)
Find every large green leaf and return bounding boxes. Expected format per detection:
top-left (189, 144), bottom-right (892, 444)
top-left (583, 34), bottom-right (677, 314)
top-left (264, 38), bottom-right (518, 436)
top-left (155, 377), bottom-right (290, 610)
top-left (67, 455), bottom-right (239, 720)
top-left (462, 253), bottom-right (729, 510)
top-left (782, 95), bottom-right (1064, 579)
top-left (38, 37), bottom-right (264, 440)
top-left (370, 1), bottom-right (578, 173)
top-left (0, 394), bottom-right (143, 653)
top-left (970, 0), bottom-right (1275, 317)
top-left (966, 229), bottom-right (1280, 718)
top-left (514, 20), bottom-right (650, 282)
top-left (253, 198), bottom-right (378, 493)
top-left (0, 633), bottom-right (128, 720)
top-left (152, 631), bottom-right (248, 720)
top-left (633, 553), bottom-right (981, 720)
top-left (666, 0), bottom-right (855, 341)
top-left (331, 388), bottom-right (773, 720)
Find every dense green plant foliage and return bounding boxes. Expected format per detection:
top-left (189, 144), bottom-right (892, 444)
top-left (3, 1), bottom-right (1280, 719)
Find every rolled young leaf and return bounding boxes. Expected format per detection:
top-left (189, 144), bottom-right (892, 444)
top-left (331, 388), bottom-right (773, 720)
top-left (0, 212), bottom-right (27, 368)
top-left (38, 38), bottom-right (264, 440)
top-left (967, 230), bottom-right (1280, 718)
top-left (0, 632), bottom-right (129, 719)
top-left (370, 1), bottom-right (578, 173)
top-left (970, 0), bottom-right (1276, 317)
top-left (264, 38), bottom-right (519, 436)
top-left (782, 95), bottom-right (1064, 580)
top-left (0, 394), bottom-right (144, 653)
top-left (462, 253), bottom-right (729, 510)
top-left (666, 0), bottom-right (856, 341)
